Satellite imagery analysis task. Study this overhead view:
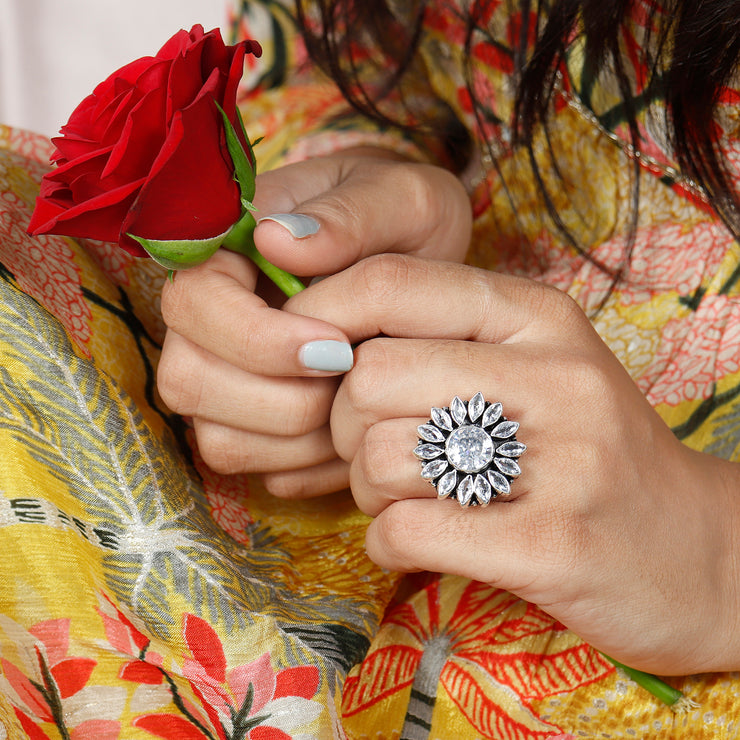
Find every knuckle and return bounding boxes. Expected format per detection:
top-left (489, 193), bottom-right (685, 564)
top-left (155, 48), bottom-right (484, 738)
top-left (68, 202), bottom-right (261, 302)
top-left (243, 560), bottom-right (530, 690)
top-left (356, 425), bottom-right (400, 491)
top-left (281, 382), bottom-right (334, 436)
top-left (402, 165), bottom-right (439, 221)
top-left (372, 502), bottom-right (425, 561)
top-left (539, 283), bottom-right (587, 327)
top-left (340, 339), bottom-right (395, 415)
top-left (195, 424), bottom-right (246, 475)
top-left (261, 473), bottom-right (304, 499)
top-left (351, 253), bottom-right (414, 308)
top-left (156, 346), bottom-right (202, 415)
top-left (159, 273), bottom-right (196, 333)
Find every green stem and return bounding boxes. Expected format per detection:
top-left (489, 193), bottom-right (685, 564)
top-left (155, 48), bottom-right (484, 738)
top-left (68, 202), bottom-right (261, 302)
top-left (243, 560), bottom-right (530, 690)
top-left (221, 211), bottom-right (305, 297)
top-left (603, 655), bottom-right (697, 712)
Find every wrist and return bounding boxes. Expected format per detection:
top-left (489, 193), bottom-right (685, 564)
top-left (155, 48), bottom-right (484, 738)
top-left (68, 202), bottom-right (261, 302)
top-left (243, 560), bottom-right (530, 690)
top-left (712, 454), bottom-right (740, 670)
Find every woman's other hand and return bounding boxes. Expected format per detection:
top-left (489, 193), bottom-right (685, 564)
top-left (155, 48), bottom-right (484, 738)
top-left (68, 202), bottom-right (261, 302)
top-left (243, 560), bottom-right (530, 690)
top-left (157, 149), bottom-right (472, 497)
top-left (283, 253), bottom-right (740, 675)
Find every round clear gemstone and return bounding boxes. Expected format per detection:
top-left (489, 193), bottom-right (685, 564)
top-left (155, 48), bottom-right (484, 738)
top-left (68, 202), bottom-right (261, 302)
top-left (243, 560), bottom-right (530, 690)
top-left (445, 425), bottom-right (494, 473)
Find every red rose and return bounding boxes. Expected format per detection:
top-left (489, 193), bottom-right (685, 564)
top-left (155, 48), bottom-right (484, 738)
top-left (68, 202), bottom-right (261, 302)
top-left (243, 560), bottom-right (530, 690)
top-left (28, 25), bottom-right (261, 256)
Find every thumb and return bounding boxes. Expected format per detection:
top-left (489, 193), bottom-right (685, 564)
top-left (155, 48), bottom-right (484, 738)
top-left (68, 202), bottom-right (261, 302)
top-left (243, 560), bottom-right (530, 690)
top-left (252, 151), bottom-right (471, 278)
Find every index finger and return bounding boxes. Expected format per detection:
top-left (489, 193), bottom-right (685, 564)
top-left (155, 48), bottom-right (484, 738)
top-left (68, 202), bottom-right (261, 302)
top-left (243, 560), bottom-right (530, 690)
top-left (282, 253), bottom-right (585, 345)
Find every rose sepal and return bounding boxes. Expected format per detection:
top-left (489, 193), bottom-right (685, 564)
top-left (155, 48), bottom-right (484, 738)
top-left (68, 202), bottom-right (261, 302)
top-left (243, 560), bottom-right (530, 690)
top-left (217, 103), bottom-right (305, 297)
top-left (217, 102), bottom-right (259, 204)
top-left (128, 229), bottom-right (230, 270)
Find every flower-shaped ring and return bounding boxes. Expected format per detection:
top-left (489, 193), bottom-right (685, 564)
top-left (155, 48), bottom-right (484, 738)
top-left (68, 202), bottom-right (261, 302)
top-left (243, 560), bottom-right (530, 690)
top-left (414, 393), bottom-right (526, 507)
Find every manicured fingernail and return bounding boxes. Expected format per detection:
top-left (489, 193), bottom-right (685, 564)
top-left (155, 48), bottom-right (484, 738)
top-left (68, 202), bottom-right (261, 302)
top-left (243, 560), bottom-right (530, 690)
top-left (258, 213), bottom-right (320, 238)
top-left (300, 340), bottom-right (354, 372)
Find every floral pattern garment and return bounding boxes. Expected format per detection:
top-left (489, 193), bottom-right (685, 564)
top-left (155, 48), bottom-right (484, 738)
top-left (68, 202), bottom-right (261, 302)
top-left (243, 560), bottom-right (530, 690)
top-left (1, 2), bottom-right (740, 740)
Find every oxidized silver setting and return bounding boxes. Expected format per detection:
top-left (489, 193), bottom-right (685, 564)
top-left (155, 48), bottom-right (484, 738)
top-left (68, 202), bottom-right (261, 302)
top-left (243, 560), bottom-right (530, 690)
top-left (414, 393), bottom-right (525, 507)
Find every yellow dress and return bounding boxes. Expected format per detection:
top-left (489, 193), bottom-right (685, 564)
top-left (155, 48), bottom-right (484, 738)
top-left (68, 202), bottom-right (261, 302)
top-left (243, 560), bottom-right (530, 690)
top-left (1, 1), bottom-right (739, 738)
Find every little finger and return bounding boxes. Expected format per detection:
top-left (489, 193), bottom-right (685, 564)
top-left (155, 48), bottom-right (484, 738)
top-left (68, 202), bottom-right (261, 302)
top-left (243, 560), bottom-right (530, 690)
top-left (261, 458), bottom-right (351, 499)
top-left (193, 419), bottom-right (338, 475)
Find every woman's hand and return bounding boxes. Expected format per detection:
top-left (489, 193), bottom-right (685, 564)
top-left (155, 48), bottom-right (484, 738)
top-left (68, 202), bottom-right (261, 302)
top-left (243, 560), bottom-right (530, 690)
top-left (282, 253), bottom-right (740, 675)
top-left (157, 149), bottom-right (472, 496)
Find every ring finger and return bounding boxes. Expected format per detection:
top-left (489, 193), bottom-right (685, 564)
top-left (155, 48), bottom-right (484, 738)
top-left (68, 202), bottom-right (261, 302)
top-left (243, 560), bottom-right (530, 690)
top-left (350, 396), bottom-right (534, 517)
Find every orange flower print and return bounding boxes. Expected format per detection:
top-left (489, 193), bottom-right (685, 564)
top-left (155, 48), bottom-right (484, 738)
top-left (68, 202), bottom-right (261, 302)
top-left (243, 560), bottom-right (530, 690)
top-left (343, 576), bottom-right (612, 739)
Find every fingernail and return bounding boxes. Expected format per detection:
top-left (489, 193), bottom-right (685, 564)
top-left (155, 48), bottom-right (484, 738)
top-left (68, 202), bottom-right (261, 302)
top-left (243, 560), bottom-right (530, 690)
top-left (300, 340), bottom-right (354, 372)
top-left (258, 213), bottom-right (320, 239)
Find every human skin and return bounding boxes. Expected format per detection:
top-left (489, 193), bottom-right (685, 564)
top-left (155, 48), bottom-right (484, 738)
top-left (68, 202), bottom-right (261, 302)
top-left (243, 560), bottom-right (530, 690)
top-left (158, 147), bottom-right (472, 496)
top-left (158, 149), bottom-right (740, 674)
top-left (280, 254), bottom-right (740, 676)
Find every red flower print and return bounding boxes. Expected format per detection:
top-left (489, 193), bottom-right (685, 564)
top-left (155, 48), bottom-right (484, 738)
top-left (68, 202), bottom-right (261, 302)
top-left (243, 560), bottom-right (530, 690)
top-left (0, 205), bottom-right (93, 354)
top-left (642, 295), bottom-right (740, 407)
top-left (0, 615), bottom-right (124, 738)
top-left (135, 614), bottom-right (323, 740)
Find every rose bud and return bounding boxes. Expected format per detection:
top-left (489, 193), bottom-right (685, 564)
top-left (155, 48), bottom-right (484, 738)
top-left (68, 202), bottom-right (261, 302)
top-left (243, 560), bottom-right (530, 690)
top-left (28, 25), bottom-right (262, 270)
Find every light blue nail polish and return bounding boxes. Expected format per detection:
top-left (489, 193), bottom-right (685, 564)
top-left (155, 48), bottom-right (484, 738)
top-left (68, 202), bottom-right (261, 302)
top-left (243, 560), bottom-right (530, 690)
top-left (300, 340), bottom-right (354, 372)
top-left (258, 213), bottom-right (320, 238)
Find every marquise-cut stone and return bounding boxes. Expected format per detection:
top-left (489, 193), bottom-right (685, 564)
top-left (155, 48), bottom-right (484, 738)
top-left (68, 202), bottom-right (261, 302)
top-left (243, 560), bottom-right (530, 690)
top-left (491, 420), bottom-right (519, 439)
top-left (418, 424), bottom-right (446, 443)
top-left (436, 470), bottom-right (457, 498)
top-left (487, 469), bottom-right (511, 495)
top-left (414, 444), bottom-right (443, 460)
top-left (431, 407), bottom-right (454, 431)
top-left (482, 402), bottom-right (502, 427)
top-left (495, 457), bottom-right (521, 477)
top-left (468, 392), bottom-right (485, 422)
top-left (474, 474), bottom-right (492, 506)
top-left (422, 459), bottom-right (448, 479)
top-left (497, 441), bottom-right (526, 457)
top-left (451, 396), bottom-right (468, 425)
top-left (445, 425), bottom-right (494, 473)
top-left (457, 475), bottom-right (475, 506)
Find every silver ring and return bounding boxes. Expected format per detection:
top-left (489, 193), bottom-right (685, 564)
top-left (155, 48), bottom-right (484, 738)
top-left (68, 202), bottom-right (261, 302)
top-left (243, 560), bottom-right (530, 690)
top-left (414, 393), bottom-right (526, 507)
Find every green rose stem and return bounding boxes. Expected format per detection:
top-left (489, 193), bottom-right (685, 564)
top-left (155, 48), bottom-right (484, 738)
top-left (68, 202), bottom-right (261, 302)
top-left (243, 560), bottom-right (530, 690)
top-left (221, 209), bottom-right (306, 297)
top-left (603, 655), bottom-right (698, 712)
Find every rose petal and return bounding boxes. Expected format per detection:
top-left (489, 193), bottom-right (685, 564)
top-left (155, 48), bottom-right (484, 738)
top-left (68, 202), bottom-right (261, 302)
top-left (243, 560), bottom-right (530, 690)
top-left (102, 86), bottom-right (167, 183)
top-left (166, 34), bottom-right (212, 119)
top-left (156, 25), bottom-right (205, 60)
top-left (122, 88), bottom-right (241, 244)
top-left (29, 177), bottom-right (145, 247)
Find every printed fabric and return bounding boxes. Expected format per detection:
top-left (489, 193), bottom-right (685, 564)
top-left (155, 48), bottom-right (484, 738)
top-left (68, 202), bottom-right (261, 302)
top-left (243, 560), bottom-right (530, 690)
top-left (1, 1), bottom-right (740, 738)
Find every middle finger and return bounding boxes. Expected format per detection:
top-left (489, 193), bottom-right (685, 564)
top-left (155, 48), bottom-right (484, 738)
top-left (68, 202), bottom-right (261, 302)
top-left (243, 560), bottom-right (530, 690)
top-left (331, 336), bottom-right (547, 461)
